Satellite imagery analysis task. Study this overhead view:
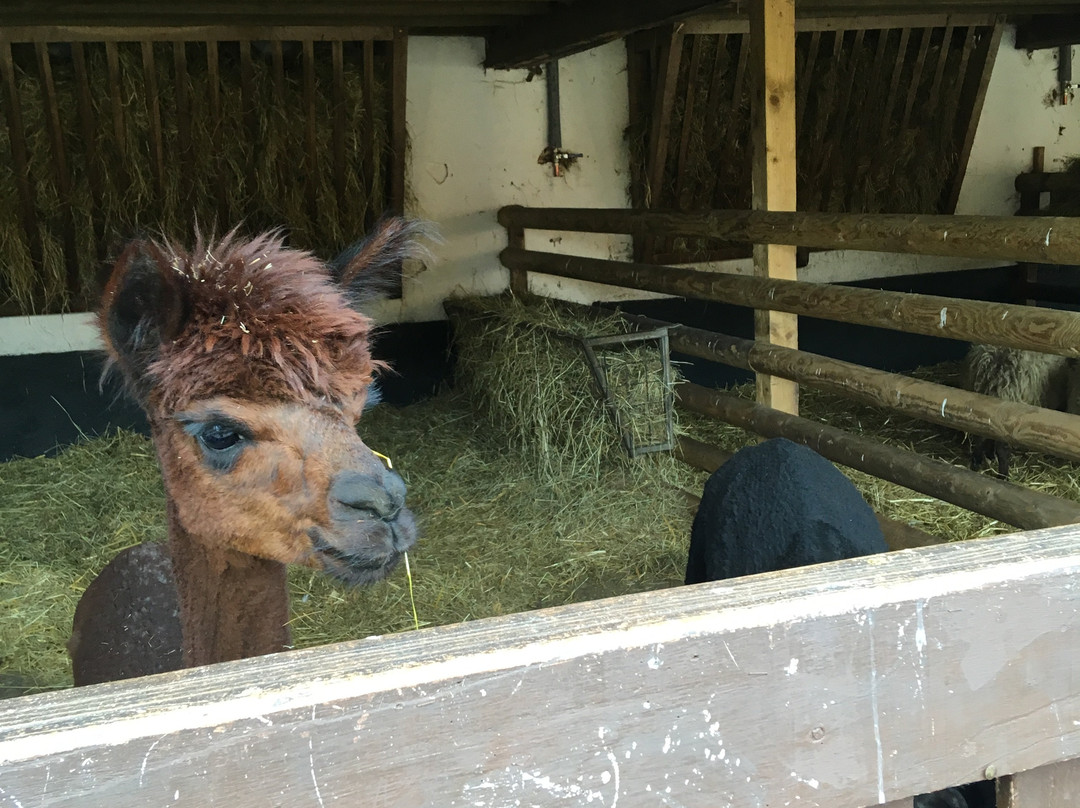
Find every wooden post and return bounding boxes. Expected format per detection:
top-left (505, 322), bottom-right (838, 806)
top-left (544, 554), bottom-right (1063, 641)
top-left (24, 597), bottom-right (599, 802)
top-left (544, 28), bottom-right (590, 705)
top-left (1001, 760), bottom-right (1080, 807)
top-left (750, 0), bottom-right (798, 414)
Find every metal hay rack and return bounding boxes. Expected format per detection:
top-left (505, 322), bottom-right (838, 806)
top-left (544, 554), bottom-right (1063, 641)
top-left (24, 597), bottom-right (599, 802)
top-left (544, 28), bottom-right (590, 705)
top-left (579, 326), bottom-right (675, 458)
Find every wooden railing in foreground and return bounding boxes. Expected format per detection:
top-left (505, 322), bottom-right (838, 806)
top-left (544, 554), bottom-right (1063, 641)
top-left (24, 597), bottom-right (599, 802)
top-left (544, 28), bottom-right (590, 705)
top-left (2, 527), bottom-right (1080, 807)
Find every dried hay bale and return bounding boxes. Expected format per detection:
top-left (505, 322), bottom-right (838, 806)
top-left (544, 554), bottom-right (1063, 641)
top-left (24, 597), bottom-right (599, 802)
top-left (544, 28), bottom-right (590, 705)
top-left (447, 294), bottom-right (679, 481)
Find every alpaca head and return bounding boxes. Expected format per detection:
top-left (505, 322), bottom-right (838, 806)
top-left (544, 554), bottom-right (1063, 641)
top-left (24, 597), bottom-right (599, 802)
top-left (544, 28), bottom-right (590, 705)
top-left (99, 218), bottom-right (429, 585)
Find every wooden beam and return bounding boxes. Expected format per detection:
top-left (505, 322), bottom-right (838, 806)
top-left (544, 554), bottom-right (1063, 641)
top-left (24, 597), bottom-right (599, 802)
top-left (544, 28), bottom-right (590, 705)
top-left (6, 527), bottom-right (1080, 805)
top-left (498, 247), bottom-right (1080, 357)
top-left (618, 311), bottom-right (1080, 464)
top-left (943, 20), bottom-right (1003, 213)
top-left (1015, 13), bottom-right (1080, 50)
top-left (677, 383), bottom-right (1080, 529)
top-left (496, 206), bottom-right (1080, 265)
top-left (750, 0), bottom-right (799, 414)
top-left (1001, 760), bottom-right (1080, 807)
top-left (389, 28), bottom-right (408, 216)
top-left (0, 24), bottom-right (395, 43)
top-left (484, 0), bottom-right (718, 70)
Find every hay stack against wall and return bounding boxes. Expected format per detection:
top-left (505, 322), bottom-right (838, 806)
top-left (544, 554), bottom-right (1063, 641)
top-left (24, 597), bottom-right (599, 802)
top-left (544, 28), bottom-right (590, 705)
top-left (447, 295), bottom-right (680, 481)
top-left (0, 40), bottom-right (390, 313)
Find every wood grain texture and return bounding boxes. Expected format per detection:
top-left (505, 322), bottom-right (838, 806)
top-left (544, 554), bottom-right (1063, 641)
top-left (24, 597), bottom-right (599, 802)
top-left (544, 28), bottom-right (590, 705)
top-left (499, 246), bottom-right (1080, 357)
top-left (750, 0), bottom-right (799, 415)
top-left (677, 382), bottom-right (1080, 529)
top-left (497, 206), bottom-right (1080, 265)
top-left (618, 311), bottom-right (1080, 464)
top-left (1001, 759), bottom-right (1080, 807)
top-left (3, 527), bottom-right (1080, 806)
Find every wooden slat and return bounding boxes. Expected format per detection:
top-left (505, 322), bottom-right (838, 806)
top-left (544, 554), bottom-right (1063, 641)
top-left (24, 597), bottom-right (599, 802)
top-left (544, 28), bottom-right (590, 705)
top-left (1001, 759), bottom-right (1080, 807)
top-left (818, 27), bottom-right (863, 210)
top-left (507, 226), bottom-right (527, 296)
top-left (173, 41), bottom-right (194, 218)
top-left (70, 41), bottom-right (105, 263)
top-left (900, 26), bottom-right (932, 130)
top-left (750, 0), bottom-right (799, 414)
top-left (644, 25), bottom-right (684, 224)
top-left (497, 245), bottom-right (1080, 357)
top-left (484, 0), bottom-right (717, 69)
top-left (205, 40), bottom-right (227, 229)
top-left (879, 27), bottom-right (911, 142)
top-left (795, 29), bottom-right (820, 135)
top-left (617, 310), bottom-right (1080, 465)
top-left (0, 42), bottom-right (44, 280)
top-left (924, 23), bottom-right (955, 114)
top-left (0, 25), bottom-right (395, 44)
top-left (140, 40), bottom-right (165, 200)
top-left (389, 28), bottom-right (408, 216)
top-left (331, 39), bottom-right (346, 220)
top-left (683, 11), bottom-right (998, 33)
top-left (5, 526), bottom-right (1080, 805)
top-left (693, 32), bottom-right (730, 212)
top-left (678, 382), bottom-right (1080, 530)
top-left (942, 20), bottom-right (1003, 213)
top-left (673, 35), bottom-right (702, 211)
top-left (810, 29), bottom-right (843, 211)
top-left (302, 39), bottom-right (319, 223)
top-left (362, 38), bottom-right (376, 226)
top-left (845, 27), bottom-right (892, 210)
top-left (34, 41), bottom-right (80, 299)
top-left (238, 39), bottom-right (258, 199)
top-left (497, 206), bottom-right (1080, 266)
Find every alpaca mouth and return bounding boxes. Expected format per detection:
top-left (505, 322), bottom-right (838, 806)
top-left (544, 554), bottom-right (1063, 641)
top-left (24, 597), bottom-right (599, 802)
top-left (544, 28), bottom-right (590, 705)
top-left (309, 531), bottom-right (406, 587)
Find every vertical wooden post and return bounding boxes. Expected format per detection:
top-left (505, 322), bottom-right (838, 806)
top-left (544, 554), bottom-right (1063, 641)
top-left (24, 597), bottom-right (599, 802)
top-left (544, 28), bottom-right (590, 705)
top-left (750, 0), bottom-right (798, 414)
top-left (389, 28), bottom-right (408, 217)
top-left (507, 226), bottom-right (526, 296)
top-left (1000, 759), bottom-right (1080, 807)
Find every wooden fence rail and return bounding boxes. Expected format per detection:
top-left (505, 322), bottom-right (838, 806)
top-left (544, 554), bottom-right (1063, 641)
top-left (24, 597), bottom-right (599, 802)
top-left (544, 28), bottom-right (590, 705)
top-left (617, 310), bottom-right (1080, 464)
top-left (497, 205), bottom-right (1080, 265)
top-left (3, 526), bottom-right (1080, 806)
top-left (500, 246), bottom-right (1080, 357)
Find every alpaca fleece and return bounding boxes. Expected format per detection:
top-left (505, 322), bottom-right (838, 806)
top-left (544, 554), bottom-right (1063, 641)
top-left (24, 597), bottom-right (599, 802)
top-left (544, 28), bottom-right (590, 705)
top-left (685, 437), bottom-right (886, 584)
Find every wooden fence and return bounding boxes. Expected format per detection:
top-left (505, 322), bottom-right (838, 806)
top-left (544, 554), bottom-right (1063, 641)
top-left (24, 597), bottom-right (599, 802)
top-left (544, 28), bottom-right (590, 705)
top-left (497, 205), bottom-right (1080, 532)
top-left (1, 525), bottom-right (1079, 807)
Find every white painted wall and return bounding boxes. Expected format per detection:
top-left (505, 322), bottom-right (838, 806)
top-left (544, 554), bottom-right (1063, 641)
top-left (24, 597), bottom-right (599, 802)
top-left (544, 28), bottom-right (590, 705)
top-left (4, 26), bottom-right (1078, 353)
top-left (372, 36), bottom-right (639, 324)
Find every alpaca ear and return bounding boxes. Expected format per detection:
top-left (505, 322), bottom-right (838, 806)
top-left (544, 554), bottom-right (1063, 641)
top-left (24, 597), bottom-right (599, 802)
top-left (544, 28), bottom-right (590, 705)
top-left (330, 216), bottom-right (436, 302)
top-left (101, 241), bottom-right (190, 398)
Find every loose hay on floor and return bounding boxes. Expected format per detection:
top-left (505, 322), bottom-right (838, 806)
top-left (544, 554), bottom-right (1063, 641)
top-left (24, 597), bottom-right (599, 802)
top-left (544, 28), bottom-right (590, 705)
top-left (5, 316), bottom-right (1080, 693)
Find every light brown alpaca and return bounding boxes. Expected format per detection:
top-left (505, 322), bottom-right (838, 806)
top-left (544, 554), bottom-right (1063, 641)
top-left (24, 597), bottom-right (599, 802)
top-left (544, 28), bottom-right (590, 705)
top-left (77, 219), bottom-right (426, 673)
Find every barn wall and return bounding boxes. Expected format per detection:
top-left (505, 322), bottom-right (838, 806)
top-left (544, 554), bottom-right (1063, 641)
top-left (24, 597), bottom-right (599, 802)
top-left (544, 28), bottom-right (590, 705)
top-left (371, 35), bottom-right (640, 324)
top-left (1, 25), bottom-right (1074, 350)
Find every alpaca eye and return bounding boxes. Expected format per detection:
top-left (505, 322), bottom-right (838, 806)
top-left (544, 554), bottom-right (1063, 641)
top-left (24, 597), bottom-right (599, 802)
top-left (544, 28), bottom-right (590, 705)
top-left (200, 423), bottom-right (242, 452)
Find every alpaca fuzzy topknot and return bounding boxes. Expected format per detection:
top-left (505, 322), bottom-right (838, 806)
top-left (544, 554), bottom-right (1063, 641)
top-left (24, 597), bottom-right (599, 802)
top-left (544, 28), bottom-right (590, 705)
top-left (69, 218), bottom-right (431, 679)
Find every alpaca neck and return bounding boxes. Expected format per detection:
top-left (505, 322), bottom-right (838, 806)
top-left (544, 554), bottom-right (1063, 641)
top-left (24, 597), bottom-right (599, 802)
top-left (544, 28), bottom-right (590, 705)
top-left (165, 498), bottom-right (292, 668)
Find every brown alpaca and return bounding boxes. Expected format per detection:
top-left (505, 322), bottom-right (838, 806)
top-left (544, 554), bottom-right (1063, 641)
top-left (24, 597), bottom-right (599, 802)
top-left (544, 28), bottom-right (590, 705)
top-left (71, 219), bottom-right (426, 675)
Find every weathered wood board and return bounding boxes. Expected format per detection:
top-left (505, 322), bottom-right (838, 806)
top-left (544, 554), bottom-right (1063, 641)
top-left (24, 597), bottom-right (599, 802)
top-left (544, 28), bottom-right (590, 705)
top-left (2, 527), bottom-right (1080, 806)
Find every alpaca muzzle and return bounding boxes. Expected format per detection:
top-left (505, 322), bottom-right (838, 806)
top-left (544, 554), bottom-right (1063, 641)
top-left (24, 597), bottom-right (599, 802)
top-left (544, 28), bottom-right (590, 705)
top-left (312, 468), bottom-right (418, 586)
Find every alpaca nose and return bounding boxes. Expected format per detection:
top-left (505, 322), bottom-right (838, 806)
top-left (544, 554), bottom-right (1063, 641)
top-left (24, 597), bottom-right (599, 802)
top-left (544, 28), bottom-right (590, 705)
top-left (330, 469), bottom-right (407, 522)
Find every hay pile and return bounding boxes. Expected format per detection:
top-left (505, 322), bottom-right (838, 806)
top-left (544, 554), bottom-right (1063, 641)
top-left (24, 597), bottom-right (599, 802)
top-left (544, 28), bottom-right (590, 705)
top-left (0, 40), bottom-right (391, 313)
top-left (448, 294), bottom-right (680, 480)
top-left (6, 300), bottom-right (1080, 694)
top-left (0, 393), bottom-right (699, 694)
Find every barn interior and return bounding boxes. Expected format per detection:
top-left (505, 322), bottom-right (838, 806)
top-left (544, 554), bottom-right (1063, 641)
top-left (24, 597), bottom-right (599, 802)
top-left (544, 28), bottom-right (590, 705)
top-left (2, 2), bottom-right (1080, 803)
